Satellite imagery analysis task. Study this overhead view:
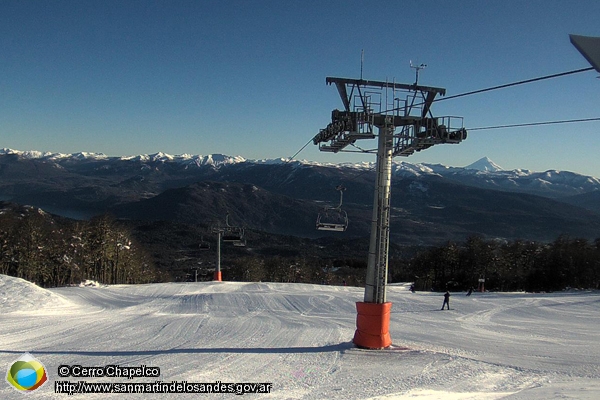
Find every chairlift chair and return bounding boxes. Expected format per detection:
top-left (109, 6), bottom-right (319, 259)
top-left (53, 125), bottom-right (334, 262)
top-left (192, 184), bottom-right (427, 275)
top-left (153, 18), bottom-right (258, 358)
top-left (222, 213), bottom-right (246, 243)
top-left (199, 236), bottom-right (211, 251)
top-left (222, 226), bottom-right (244, 242)
top-left (232, 238), bottom-right (247, 247)
top-left (316, 210), bottom-right (348, 232)
top-left (224, 230), bottom-right (246, 246)
top-left (316, 185), bottom-right (349, 232)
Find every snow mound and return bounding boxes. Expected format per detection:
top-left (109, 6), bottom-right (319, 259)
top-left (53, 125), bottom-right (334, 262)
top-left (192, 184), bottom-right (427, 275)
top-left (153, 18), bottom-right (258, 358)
top-left (78, 279), bottom-right (104, 287)
top-left (0, 274), bottom-right (70, 312)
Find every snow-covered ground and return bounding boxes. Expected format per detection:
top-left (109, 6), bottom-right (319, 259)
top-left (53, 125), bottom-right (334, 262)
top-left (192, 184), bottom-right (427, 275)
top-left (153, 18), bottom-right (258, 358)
top-left (1, 274), bottom-right (599, 399)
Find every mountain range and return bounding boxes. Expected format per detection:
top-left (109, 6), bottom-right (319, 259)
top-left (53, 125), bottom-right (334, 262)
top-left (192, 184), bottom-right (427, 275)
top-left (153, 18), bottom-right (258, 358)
top-left (1, 148), bottom-right (599, 246)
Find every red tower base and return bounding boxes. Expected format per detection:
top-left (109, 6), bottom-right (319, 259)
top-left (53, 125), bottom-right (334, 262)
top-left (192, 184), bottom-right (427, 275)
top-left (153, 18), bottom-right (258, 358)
top-left (353, 302), bottom-right (392, 349)
top-left (213, 271), bottom-right (222, 281)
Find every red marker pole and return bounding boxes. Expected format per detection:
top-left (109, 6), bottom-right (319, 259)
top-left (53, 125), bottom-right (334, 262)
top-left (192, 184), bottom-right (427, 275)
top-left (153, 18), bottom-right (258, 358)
top-left (214, 230), bottom-right (222, 282)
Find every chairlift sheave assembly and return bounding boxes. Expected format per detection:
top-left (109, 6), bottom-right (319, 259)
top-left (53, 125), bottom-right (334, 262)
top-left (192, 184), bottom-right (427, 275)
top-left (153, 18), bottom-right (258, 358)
top-left (316, 185), bottom-right (349, 232)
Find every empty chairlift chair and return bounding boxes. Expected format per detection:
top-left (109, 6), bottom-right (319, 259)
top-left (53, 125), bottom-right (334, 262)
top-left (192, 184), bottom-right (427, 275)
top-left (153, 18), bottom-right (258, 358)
top-left (316, 185), bottom-right (349, 232)
top-left (199, 236), bottom-right (211, 251)
top-left (222, 214), bottom-right (246, 246)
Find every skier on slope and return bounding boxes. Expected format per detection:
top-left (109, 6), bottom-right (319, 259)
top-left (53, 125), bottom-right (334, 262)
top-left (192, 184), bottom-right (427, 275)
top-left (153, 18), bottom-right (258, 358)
top-left (441, 291), bottom-right (450, 310)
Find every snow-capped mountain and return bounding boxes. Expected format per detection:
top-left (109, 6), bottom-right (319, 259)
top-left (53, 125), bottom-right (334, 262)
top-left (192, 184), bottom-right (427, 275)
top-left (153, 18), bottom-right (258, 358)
top-left (1, 148), bottom-right (600, 244)
top-left (464, 157), bottom-right (504, 172)
top-left (421, 160), bottom-right (600, 198)
top-left (0, 148), bottom-right (246, 167)
top-left (2, 148), bottom-right (599, 199)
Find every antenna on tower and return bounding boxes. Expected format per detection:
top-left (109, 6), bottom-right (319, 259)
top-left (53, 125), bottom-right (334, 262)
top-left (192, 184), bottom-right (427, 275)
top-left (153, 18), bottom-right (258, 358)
top-left (360, 49), bottom-right (364, 80)
top-left (410, 60), bottom-right (427, 85)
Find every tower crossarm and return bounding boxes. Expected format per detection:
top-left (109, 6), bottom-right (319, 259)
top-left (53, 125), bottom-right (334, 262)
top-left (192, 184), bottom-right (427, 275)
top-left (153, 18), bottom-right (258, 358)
top-left (314, 77), bottom-right (455, 153)
top-left (326, 77), bottom-right (446, 98)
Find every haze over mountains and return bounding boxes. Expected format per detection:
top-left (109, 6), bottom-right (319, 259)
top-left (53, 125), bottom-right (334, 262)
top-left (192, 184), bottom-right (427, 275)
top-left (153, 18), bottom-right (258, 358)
top-left (1, 148), bottom-right (599, 245)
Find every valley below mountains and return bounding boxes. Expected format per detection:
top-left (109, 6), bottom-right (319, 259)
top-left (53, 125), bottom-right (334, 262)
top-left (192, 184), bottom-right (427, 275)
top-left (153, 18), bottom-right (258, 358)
top-left (1, 149), bottom-right (600, 247)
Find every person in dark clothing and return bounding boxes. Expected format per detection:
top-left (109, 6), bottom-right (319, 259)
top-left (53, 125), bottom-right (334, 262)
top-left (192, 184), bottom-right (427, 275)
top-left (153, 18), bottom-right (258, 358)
top-left (466, 287), bottom-right (473, 296)
top-left (441, 291), bottom-right (450, 310)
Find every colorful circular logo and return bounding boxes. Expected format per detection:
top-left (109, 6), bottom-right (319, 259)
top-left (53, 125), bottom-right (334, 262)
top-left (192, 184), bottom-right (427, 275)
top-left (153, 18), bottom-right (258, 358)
top-left (6, 353), bottom-right (48, 392)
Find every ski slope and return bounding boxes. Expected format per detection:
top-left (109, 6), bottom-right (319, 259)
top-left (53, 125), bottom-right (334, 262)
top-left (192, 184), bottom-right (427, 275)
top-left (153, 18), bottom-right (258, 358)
top-left (1, 274), bottom-right (599, 399)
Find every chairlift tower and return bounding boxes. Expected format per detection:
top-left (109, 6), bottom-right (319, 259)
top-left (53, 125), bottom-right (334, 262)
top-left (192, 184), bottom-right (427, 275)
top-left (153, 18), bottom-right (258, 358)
top-left (211, 213), bottom-right (246, 282)
top-left (312, 73), bottom-right (467, 349)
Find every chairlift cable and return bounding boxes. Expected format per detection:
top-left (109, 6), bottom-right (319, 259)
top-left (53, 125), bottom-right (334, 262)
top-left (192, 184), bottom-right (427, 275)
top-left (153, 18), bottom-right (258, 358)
top-left (379, 66), bottom-right (595, 114)
top-left (349, 142), bottom-right (372, 153)
top-left (435, 66), bottom-right (594, 103)
top-left (285, 138), bottom-right (313, 163)
top-left (468, 116), bottom-right (600, 131)
top-left (285, 139), bottom-right (376, 185)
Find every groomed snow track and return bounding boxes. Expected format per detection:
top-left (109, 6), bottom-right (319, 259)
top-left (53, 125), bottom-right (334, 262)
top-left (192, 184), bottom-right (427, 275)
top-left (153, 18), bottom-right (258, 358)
top-left (1, 276), bottom-right (599, 399)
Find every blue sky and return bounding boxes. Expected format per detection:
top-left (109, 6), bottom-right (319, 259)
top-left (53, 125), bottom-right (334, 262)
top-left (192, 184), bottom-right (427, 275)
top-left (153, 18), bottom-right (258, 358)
top-left (1, 0), bottom-right (599, 176)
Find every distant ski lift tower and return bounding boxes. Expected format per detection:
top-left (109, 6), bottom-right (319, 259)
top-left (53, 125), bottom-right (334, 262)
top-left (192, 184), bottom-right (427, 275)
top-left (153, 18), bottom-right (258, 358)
top-left (312, 75), bottom-right (467, 349)
top-left (211, 214), bottom-right (246, 282)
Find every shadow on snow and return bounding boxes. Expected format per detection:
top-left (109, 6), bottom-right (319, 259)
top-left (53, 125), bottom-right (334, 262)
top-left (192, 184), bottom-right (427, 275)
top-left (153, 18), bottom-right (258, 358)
top-left (0, 342), bottom-right (355, 357)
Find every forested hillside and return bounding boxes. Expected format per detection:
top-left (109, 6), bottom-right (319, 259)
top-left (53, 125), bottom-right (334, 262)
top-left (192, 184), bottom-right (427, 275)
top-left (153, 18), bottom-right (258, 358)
top-left (2, 202), bottom-right (598, 292)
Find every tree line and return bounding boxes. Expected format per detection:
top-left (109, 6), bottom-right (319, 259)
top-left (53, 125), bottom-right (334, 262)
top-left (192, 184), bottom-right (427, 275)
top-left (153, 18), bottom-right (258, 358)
top-left (2, 205), bottom-right (599, 292)
top-left (220, 236), bottom-right (600, 292)
top-left (0, 207), bottom-right (160, 287)
top-left (391, 235), bottom-right (600, 292)
top-left (224, 256), bottom-right (367, 287)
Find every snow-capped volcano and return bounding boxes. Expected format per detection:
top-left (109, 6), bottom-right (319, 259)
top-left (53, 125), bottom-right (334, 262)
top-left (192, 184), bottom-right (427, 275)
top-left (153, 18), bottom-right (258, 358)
top-left (465, 157), bottom-right (503, 172)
